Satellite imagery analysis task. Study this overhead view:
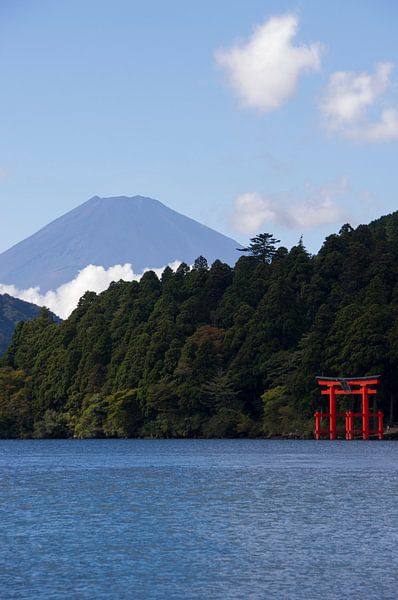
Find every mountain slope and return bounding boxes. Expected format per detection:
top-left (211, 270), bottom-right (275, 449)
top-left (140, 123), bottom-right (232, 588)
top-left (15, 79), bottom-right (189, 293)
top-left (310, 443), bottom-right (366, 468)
top-left (0, 294), bottom-right (56, 355)
top-left (0, 196), bottom-right (241, 292)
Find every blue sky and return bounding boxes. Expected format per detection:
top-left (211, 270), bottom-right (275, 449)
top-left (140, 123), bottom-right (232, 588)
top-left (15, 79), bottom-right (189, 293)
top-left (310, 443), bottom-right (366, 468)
top-left (1, 0), bottom-right (397, 254)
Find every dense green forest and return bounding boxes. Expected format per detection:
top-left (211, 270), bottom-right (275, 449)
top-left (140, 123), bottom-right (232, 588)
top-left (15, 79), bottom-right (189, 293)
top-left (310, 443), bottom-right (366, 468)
top-left (1, 212), bottom-right (398, 439)
top-left (0, 294), bottom-right (57, 355)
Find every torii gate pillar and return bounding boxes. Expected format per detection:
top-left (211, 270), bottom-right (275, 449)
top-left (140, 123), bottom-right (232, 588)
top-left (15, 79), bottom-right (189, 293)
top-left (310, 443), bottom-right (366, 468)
top-left (361, 385), bottom-right (370, 440)
top-left (329, 385), bottom-right (337, 440)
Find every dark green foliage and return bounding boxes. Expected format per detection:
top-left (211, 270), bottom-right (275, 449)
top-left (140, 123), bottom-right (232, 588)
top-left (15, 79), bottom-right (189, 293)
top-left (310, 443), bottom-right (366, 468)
top-left (2, 212), bottom-right (398, 438)
top-left (0, 368), bottom-right (31, 438)
top-left (0, 295), bottom-right (59, 355)
top-left (238, 232), bottom-right (281, 263)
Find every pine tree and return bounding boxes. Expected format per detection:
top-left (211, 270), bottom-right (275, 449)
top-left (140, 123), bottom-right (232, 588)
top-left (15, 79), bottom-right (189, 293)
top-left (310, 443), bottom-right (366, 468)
top-left (237, 233), bottom-right (280, 263)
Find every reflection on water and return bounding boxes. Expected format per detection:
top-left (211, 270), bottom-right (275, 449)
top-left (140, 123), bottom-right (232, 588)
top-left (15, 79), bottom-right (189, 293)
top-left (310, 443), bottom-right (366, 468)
top-left (0, 439), bottom-right (397, 599)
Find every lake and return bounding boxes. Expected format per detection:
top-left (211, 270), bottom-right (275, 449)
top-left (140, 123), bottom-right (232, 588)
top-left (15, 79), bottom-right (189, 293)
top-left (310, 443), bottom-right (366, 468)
top-left (1, 439), bottom-right (397, 599)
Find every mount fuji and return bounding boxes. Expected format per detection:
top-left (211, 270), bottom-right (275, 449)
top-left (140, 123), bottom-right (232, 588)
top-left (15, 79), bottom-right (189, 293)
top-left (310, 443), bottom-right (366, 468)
top-left (0, 195), bottom-right (241, 292)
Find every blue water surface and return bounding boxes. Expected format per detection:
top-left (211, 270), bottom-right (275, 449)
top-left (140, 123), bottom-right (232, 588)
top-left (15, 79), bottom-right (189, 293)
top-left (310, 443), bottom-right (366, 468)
top-left (0, 439), bottom-right (397, 599)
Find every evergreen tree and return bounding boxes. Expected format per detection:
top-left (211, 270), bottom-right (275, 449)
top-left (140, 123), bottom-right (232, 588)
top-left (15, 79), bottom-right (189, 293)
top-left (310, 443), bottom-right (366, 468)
top-left (237, 233), bottom-right (280, 263)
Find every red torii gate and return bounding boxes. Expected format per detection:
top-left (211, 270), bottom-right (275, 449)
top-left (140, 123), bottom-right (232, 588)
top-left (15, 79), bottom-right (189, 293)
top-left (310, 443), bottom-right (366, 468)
top-left (315, 376), bottom-right (384, 440)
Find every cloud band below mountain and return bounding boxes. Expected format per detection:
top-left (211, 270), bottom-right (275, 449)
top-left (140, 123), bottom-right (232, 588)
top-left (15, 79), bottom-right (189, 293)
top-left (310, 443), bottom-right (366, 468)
top-left (0, 261), bottom-right (181, 319)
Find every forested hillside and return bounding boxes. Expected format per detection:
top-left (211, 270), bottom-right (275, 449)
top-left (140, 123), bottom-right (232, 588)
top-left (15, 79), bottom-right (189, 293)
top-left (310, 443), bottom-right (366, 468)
top-left (1, 213), bottom-right (398, 439)
top-left (0, 294), bottom-right (54, 356)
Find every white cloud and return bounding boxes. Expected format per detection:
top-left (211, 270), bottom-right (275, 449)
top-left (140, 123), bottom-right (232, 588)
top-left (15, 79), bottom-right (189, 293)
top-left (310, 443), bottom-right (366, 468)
top-left (230, 193), bottom-right (280, 234)
top-left (320, 63), bottom-right (392, 122)
top-left (215, 13), bottom-right (321, 112)
top-left (230, 177), bottom-right (348, 235)
top-left (0, 261), bottom-right (181, 319)
top-left (320, 63), bottom-right (398, 141)
top-left (350, 108), bottom-right (398, 141)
